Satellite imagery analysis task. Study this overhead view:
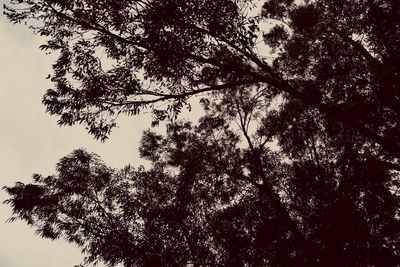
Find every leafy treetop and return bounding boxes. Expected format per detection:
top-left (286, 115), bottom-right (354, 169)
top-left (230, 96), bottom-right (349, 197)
top-left (3, 0), bottom-right (400, 159)
top-left (3, 0), bottom-right (400, 266)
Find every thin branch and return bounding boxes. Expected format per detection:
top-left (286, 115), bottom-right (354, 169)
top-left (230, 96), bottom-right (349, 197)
top-left (105, 79), bottom-right (262, 107)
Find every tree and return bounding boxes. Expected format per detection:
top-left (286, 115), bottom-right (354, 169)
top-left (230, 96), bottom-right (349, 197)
top-left (3, 0), bottom-right (400, 152)
top-left (3, 0), bottom-right (400, 266)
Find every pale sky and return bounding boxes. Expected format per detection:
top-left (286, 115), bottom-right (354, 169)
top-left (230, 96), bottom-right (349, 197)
top-left (0, 2), bottom-right (152, 266)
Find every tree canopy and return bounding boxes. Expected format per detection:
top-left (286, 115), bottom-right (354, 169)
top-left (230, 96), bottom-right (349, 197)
top-left (3, 0), bottom-right (400, 266)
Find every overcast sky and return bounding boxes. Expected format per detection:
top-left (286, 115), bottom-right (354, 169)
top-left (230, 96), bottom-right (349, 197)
top-left (0, 2), bottom-right (153, 266)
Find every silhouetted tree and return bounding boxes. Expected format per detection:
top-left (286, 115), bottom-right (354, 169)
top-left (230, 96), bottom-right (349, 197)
top-left (3, 0), bottom-right (400, 153)
top-left (3, 0), bottom-right (400, 266)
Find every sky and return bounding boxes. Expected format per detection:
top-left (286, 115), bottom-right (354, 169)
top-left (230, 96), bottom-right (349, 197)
top-left (0, 2), bottom-right (152, 266)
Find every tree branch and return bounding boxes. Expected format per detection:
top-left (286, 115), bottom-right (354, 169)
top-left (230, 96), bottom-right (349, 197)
top-left (104, 79), bottom-right (262, 107)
